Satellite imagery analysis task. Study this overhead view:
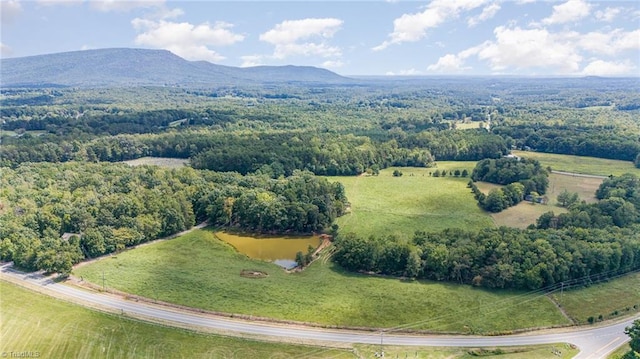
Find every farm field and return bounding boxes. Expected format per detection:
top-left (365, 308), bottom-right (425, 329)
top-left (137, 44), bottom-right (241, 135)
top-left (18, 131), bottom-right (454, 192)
top-left (74, 228), bottom-right (569, 333)
top-left (0, 281), bottom-right (351, 359)
top-left (123, 157), bottom-right (189, 168)
top-left (548, 271), bottom-right (640, 324)
top-left (331, 164), bottom-right (494, 239)
top-left (512, 151), bottom-right (640, 177)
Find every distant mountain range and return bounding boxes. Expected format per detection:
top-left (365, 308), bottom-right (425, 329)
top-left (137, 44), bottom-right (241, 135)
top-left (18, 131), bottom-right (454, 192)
top-left (0, 48), bottom-right (352, 88)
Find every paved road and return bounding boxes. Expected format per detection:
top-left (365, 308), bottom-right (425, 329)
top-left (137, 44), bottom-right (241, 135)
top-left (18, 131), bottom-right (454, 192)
top-left (551, 170), bottom-right (608, 179)
top-left (2, 264), bottom-right (636, 358)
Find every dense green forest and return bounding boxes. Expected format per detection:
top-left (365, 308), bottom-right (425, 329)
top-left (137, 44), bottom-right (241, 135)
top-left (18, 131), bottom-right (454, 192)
top-left (1, 78), bottom-right (639, 289)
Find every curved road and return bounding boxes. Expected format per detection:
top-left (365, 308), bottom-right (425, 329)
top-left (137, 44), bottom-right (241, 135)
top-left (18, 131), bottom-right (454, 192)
top-left (2, 264), bottom-right (636, 359)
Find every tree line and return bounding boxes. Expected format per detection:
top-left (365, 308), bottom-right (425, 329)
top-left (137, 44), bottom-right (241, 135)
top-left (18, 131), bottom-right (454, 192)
top-left (333, 225), bottom-right (640, 290)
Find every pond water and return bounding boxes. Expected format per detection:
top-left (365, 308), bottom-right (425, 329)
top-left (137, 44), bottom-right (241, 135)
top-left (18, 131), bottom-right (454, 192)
top-left (215, 232), bottom-right (320, 269)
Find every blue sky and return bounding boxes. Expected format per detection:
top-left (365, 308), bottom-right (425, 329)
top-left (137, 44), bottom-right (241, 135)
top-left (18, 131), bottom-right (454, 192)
top-left (1, 0), bottom-right (639, 76)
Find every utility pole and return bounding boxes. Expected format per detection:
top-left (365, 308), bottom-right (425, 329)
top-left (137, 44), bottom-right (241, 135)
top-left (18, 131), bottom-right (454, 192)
top-left (102, 270), bottom-right (105, 291)
top-left (560, 282), bottom-right (564, 303)
top-left (380, 331), bottom-right (384, 358)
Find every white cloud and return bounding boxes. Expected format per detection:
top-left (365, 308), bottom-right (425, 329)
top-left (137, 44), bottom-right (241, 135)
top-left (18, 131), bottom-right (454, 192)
top-left (581, 60), bottom-right (636, 76)
top-left (0, 43), bottom-right (13, 57)
top-left (575, 29), bottom-right (640, 56)
top-left (132, 18), bottom-right (244, 62)
top-left (373, 0), bottom-right (488, 51)
top-left (479, 26), bottom-right (582, 72)
top-left (1, 0), bottom-right (22, 24)
top-left (468, 3), bottom-right (500, 27)
top-left (259, 18), bottom-right (343, 59)
top-left (542, 0), bottom-right (591, 25)
top-left (427, 54), bottom-right (471, 72)
top-left (322, 60), bottom-right (344, 68)
top-left (385, 68), bottom-right (422, 76)
top-left (37, 0), bottom-right (83, 6)
top-left (595, 7), bottom-right (621, 22)
top-left (240, 55), bottom-right (265, 67)
top-left (91, 0), bottom-right (164, 12)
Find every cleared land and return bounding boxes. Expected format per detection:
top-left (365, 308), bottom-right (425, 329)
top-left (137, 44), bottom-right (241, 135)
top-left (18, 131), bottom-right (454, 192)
top-left (332, 164), bottom-right (494, 239)
top-left (75, 228), bottom-right (569, 333)
top-left (0, 281), bottom-right (351, 359)
top-left (123, 157), bottom-right (188, 168)
top-left (549, 271), bottom-right (640, 324)
top-left (478, 173), bottom-right (602, 229)
top-left (512, 151), bottom-right (640, 177)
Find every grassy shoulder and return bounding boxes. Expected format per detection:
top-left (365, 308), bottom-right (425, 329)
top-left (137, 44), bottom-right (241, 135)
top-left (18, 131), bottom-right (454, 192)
top-left (75, 228), bottom-right (569, 333)
top-left (512, 150), bottom-right (640, 177)
top-left (331, 164), bottom-right (494, 239)
top-left (355, 343), bottom-right (578, 359)
top-left (0, 281), bottom-right (352, 359)
top-left (549, 271), bottom-right (640, 324)
top-left (609, 343), bottom-right (631, 359)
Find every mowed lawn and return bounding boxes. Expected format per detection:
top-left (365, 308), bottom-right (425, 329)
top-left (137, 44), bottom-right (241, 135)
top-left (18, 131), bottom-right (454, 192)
top-left (75, 229), bottom-right (570, 333)
top-left (512, 151), bottom-right (640, 177)
top-left (548, 271), bottom-right (640, 324)
top-left (331, 164), bottom-right (494, 239)
top-left (0, 281), bottom-right (351, 359)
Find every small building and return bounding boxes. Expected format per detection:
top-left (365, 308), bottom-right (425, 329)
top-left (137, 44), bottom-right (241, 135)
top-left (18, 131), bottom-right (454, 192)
top-left (61, 232), bottom-right (81, 241)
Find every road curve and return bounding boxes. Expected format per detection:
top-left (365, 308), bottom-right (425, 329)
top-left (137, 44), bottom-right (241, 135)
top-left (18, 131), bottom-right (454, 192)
top-left (2, 264), bottom-right (636, 359)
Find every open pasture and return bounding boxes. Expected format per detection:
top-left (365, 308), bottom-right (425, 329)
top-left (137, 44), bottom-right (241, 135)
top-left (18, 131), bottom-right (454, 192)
top-left (74, 229), bottom-right (570, 333)
top-left (512, 151), bottom-right (640, 177)
top-left (0, 281), bottom-right (351, 359)
top-left (331, 164), bottom-right (494, 239)
top-left (548, 271), bottom-right (640, 324)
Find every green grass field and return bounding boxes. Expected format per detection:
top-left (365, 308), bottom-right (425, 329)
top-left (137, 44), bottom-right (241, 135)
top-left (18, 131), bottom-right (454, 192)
top-left (0, 281), bottom-right (351, 359)
top-left (0, 280), bottom-right (577, 359)
top-left (75, 229), bottom-right (569, 333)
top-left (609, 343), bottom-right (631, 359)
top-left (331, 164), bottom-right (494, 238)
top-left (549, 271), bottom-right (640, 324)
top-left (512, 151), bottom-right (640, 177)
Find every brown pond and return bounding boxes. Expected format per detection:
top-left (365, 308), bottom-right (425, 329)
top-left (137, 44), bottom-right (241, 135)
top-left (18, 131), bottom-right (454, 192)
top-left (215, 231), bottom-right (320, 269)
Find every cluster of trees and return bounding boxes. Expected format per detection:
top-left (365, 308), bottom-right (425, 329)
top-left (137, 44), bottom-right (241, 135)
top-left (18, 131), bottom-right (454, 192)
top-left (0, 163), bottom-right (348, 275)
top-left (467, 157), bottom-right (549, 212)
top-left (493, 125), bottom-right (640, 162)
top-left (537, 174), bottom-right (640, 230)
top-left (623, 320), bottom-right (640, 359)
top-left (469, 182), bottom-right (527, 213)
top-left (197, 170), bottom-right (348, 233)
top-left (333, 225), bottom-right (640, 290)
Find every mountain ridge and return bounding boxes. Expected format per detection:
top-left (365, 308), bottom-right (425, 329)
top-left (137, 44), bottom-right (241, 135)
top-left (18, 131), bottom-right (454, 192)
top-left (0, 48), bottom-right (352, 87)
